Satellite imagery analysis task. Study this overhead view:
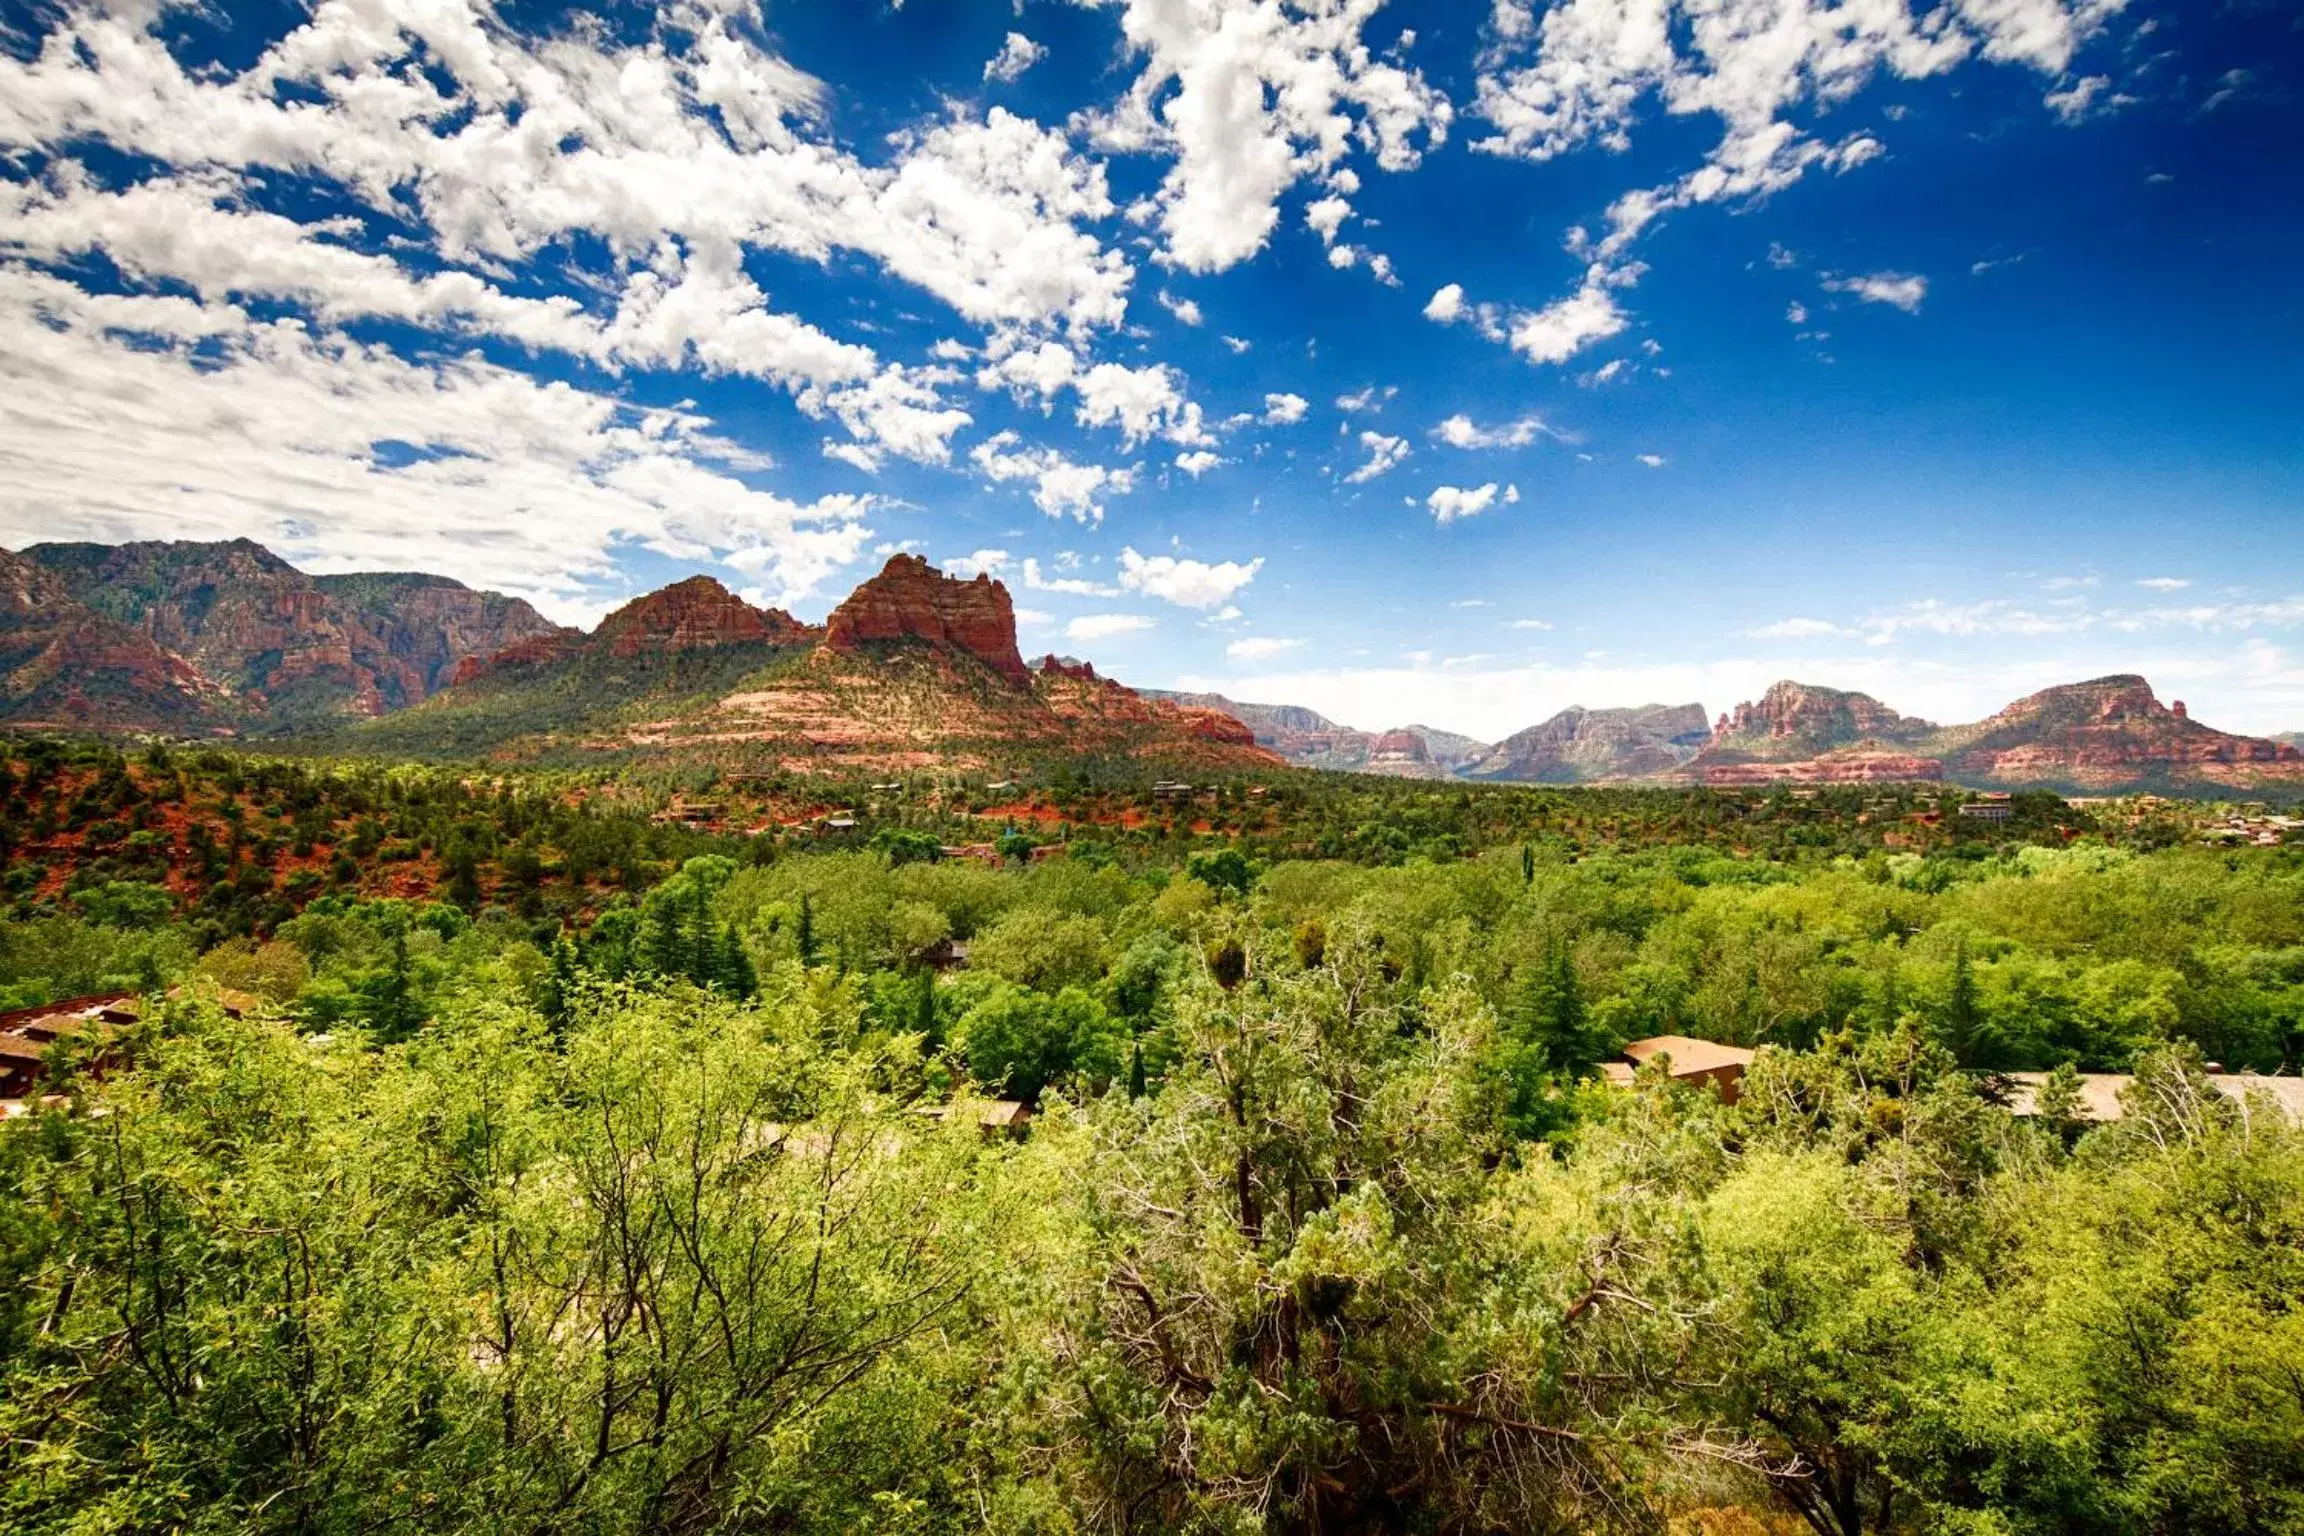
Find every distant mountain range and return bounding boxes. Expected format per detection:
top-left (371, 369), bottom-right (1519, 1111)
top-left (1156, 678), bottom-right (2304, 796)
top-left (5, 539), bottom-right (2300, 794)
top-left (0, 542), bottom-right (1275, 776)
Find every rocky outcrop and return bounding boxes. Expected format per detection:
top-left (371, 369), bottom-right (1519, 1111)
top-left (1037, 655), bottom-right (1101, 682)
top-left (1144, 691), bottom-right (1491, 775)
top-left (823, 555), bottom-right (1031, 687)
top-left (0, 550), bottom-right (229, 729)
top-left (1927, 675), bottom-right (2302, 787)
top-left (1467, 703), bottom-right (1711, 783)
top-left (1706, 681), bottom-right (1934, 761)
top-left (593, 576), bottom-right (814, 658)
top-left (1700, 752), bottom-right (1945, 787)
top-left (23, 539), bottom-right (562, 723)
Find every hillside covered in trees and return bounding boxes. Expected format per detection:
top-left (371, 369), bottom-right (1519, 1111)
top-left (2, 737), bottom-right (2301, 1533)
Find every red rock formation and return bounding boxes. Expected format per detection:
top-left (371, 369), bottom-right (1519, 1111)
top-left (593, 576), bottom-right (814, 657)
top-left (1037, 655), bottom-right (1101, 682)
top-left (21, 540), bottom-right (563, 721)
top-left (823, 555), bottom-right (1031, 687)
top-left (1368, 729), bottom-right (1430, 760)
top-left (1710, 680), bottom-right (1934, 755)
top-left (0, 550), bottom-right (229, 729)
top-left (1173, 706), bottom-right (1260, 748)
top-left (1701, 753), bottom-right (1945, 787)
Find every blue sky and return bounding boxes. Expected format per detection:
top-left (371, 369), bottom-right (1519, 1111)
top-left (1, 0), bottom-right (2298, 739)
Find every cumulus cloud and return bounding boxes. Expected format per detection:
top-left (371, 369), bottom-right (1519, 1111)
top-left (1467, 0), bottom-right (2114, 363)
top-left (1424, 283), bottom-right (1466, 323)
top-left (1433, 412), bottom-right (1557, 449)
top-left (1022, 558), bottom-right (1121, 598)
top-left (1174, 449), bottom-right (1223, 477)
top-left (1226, 635), bottom-right (1305, 661)
top-left (1750, 617), bottom-right (1854, 639)
top-left (1426, 483), bottom-right (1512, 524)
top-left (1345, 431), bottom-right (1411, 484)
top-left (984, 32), bottom-right (1048, 85)
top-left (1118, 547), bottom-right (1263, 609)
top-left (945, 549), bottom-right (1012, 579)
top-left (1156, 289), bottom-right (1205, 326)
top-left (1263, 392), bottom-right (1310, 425)
top-left (0, 269), bottom-right (870, 622)
top-left (970, 431), bottom-right (1136, 522)
top-left (1824, 271), bottom-right (1929, 312)
top-left (1077, 0), bottom-right (1452, 273)
top-left (1067, 613), bottom-right (1156, 642)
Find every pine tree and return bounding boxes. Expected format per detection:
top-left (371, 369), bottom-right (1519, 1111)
top-left (1520, 842), bottom-right (1535, 884)
top-left (796, 892), bottom-right (818, 968)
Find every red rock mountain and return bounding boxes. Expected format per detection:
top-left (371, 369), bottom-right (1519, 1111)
top-left (823, 554), bottom-right (1032, 687)
top-left (593, 576), bottom-right (817, 657)
top-left (0, 550), bottom-right (228, 730)
top-left (1930, 675), bottom-right (2301, 785)
top-left (19, 540), bottom-right (564, 726)
top-left (1707, 681), bottom-right (1935, 760)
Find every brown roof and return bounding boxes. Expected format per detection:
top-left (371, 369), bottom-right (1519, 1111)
top-left (1619, 1036), bottom-right (1757, 1077)
top-left (0, 1034), bottom-right (51, 1065)
top-left (2002, 1071), bottom-right (2304, 1124)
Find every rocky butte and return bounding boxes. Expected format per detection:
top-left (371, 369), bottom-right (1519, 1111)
top-left (822, 554), bottom-right (1032, 688)
top-left (593, 576), bottom-right (817, 658)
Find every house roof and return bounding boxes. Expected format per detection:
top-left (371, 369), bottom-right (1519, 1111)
top-left (2001, 1071), bottom-right (2304, 1124)
top-left (1619, 1035), bottom-right (1757, 1077)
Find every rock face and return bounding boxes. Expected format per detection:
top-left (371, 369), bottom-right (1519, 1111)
top-left (1144, 691), bottom-right (1491, 776)
top-left (0, 550), bottom-right (228, 729)
top-left (1466, 703), bottom-right (1711, 783)
top-left (592, 576), bottom-right (815, 658)
top-left (1707, 681), bottom-right (1934, 760)
top-left (823, 554), bottom-right (1031, 687)
top-left (1929, 675), bottom-right (2303, 787)
top-left (22, 540), bottom-right (563, 725)
top-left (1700, 752), bottom-right (1945, 787)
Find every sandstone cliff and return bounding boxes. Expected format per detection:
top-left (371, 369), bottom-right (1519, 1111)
top-left (1465, 703), bottom-right (1711, 783)
top-left (823, 554), bottom-right (1031, 687)
top-left (1925, 675), bottom-right (2303, 790)
top-left (1705, 680), bottom-right (1935, 762)
top-left (22, 539), bottom-right (562, 725)
top-left (0, 550), bottom-right (228, 730)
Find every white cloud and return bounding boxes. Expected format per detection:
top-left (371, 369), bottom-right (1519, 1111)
top-left (1226, 635), bottom-right (1305, 661)
top-left (1508, 263), bottom-right (1633, 365)
top-left (1263, 391), bottom-right (1310, 425)
top-left (1174, 449), bottom-right (1223, 477)
top-left (1345, 431), bottom-right (1411, 483)
top-left (1636, 453), bottom-right (1666, 467)
top-left (1336, 384), bottom-right (1397, 413)
top-left (1509, 618), bottom-right (1554, 631)
top-left (1067, 613), bottom-right (1156, 642)
top-left (946, 549), bottom-right (1012, 579)
top-left (1156, 288), bottom-right (1204, 325)
top-left (1433, 412), bottom-right (1556, 449)
top-left (0, 268), bottom-right (870, 623)
top-left (2044, 74), bottom-right (2116, 122)
top-left (1077, 0), bottom-right (1451, 273)
top-left (1426, 483), bottom-right (1509, 524)
top-left (2136, 576), bottom-right (2192, 592)
top-left (1749, 617), bottom-right (1853, 639)
top-left (1824, 271), bottom-right (1929, 313)
top-left (1220, 334), bottom-right (1252, 353)
top-left (970, 431), bottom-right (1135, 522)
top-left (984, 32), bottom-right (1048, 85)
top-left (1786, 300), bottom-right (1809, 325)
top-left (1424, 282), bottom-right (1466, 323)
top-left (1022, 557), bottom-right (1122, 597)
top-left (1118, 546), bottom-right (1264, 609)
top-left (1467, 0), bottom-right (2113, 366)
